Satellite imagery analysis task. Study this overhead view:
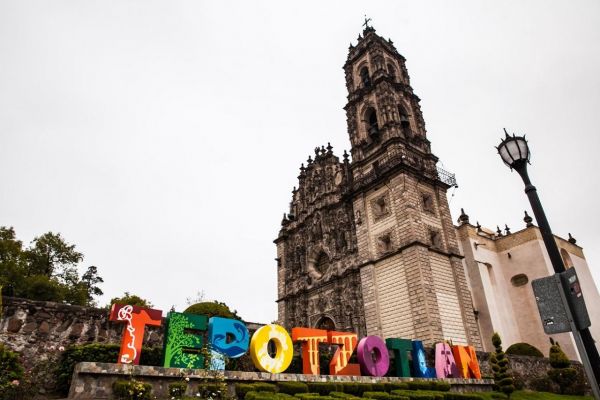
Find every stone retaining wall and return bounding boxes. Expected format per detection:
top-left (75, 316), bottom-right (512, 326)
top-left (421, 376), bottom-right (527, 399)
top-left (69, 362), bottom-right (494, 399)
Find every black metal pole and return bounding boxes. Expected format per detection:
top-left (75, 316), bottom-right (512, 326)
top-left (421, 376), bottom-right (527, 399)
top-left (515, 161), bottom-right (600, 390)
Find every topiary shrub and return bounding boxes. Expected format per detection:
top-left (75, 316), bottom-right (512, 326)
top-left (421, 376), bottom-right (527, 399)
top-left (56, 343), bottom-right (163, 396)
top-left (340, 382), bottom-right (373, 396)
top-left (252, 383), bottom-right (278, 393)
top-left (505, 343), bottom-right (543, 358)
top-left (362, 391), bottom-right (391, 399)
top-left (278, 382), bottom-right (309, 395)
top-left (112, 380), bottom-right (152, 400)
top-left (547, 338), bottom-right (579, 395)
top-left (236, 383), bottom-right (257, 398)
top-left (184, 300), bottom-right (240, 319)
top-left (246, 391), bottom-right (293, 400)
top-left (307, 382), bottom-right (341, 395)
top-left (490, 333), bottom-right (514, 398)
top-left (168, 382), bottom-right (187, 399)
top-left (329, 392), bottom-right (360, 399)
top-left (406, 381), bottom-right (450, 392)
top-left (443, 394), bottom-right (483, 400)
top-left (384, 382), bottom-right (409, 392)
top-left (390, 390), bottom-right (441, 400)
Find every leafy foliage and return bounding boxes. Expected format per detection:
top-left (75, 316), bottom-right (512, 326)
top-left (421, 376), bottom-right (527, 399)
top-left (184, 300), bottom-right (240, 319)
top-left (506, 343), bottom-right (543, 358)
top-left (55, 343), bottom-right (162, 396)
top-left (547, 339), bottom-right (581, 395)
top-left (0, 344), bottom-right (23, 387)
top-left (0, 227), bottom-right (103, 306)
top-left (112, 380), bottom-right (152, 400)
top-left (108, 291), bottom-right (153, 308)
top-left (490, 333), bottom-right (515, 398)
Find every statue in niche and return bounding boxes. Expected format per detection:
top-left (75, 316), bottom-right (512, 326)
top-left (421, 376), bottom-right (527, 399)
top-left (312, 215), bottom-right (323, 241)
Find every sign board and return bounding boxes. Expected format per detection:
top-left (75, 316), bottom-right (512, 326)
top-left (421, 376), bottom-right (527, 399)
top-left (532, 274), bottom-right (571, 334)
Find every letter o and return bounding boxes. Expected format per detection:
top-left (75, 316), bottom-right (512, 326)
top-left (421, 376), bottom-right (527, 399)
top-left (357, 335), bottom-right (390, 376)
top-left (249, 324), bottom-right (293, 373)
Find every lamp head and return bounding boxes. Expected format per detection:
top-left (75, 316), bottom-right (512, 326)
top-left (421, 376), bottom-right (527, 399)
top-left (497, 128), bottom-right (530, 170)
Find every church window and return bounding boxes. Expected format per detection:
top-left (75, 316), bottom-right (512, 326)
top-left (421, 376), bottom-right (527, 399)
top-left (398, 105), bottom-right (411, 137)
top-left (371, 194), bottom-right (389, 219)
top-left (511, 274), bottom-right (529, 287)
top-left (387, 63), bottom-right (396, 81)
top-left (422, 193), bottom-right (435, 213)
top-left (365, 108), bottom-right (379, 137)
top-left (560, 248), bottom-right (574, 269)
top-left (429, 229), bottom-right (442, 249)
top-left (360, 66), bottom-right (371, 87)
top-left (315, 252), bottom-right (330, 275)
top-left (377, 233), bottom-right (393, 254)
top-left (316, 316), bottom-right (336, 331)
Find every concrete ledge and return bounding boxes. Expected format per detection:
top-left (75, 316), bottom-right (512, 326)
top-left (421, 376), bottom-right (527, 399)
top-left (69, 362), bottom-right (494, 399)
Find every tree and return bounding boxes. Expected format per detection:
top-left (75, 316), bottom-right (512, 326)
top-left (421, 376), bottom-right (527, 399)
top-left (184, 300), bottom-right (240, 320)
top-left (0, 226), bottom-right (103, 306)
top-left (490, 332), bottom-right (515, 398)
top-left (108, 292), bottom-right (153, 308)
top-left (547, 338), bottom-right (578, 394)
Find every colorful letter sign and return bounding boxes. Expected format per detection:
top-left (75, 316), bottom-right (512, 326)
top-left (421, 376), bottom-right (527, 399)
top-left (163, 312), bottom-right (208, 369)
top-left (110, 305), bottom-right (483, 380)
top-left (249, 324), bottom-right (293, 373)
top-left (435, 342), bottom-right (460, 378)
top-left (412, 340), bottom-right (436, 378)
top-left (291, 327), bottom-right (328, 375)
top-left (357, 336), bottom-right (389, 377)
top-left (109, 304), bottom-right (162, 365)
top-left (328, 331), bottom-right (360, 376)
top-left (452, 345), bottom-right (481, 379)
top-left (386, 338), bottom-right (412, 377)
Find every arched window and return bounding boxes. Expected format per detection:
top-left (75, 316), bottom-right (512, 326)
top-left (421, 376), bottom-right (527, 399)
top-left (315, 252), bottom-right (330, 275)
top-left (316, 316), bottom-right (336, 331)
top-left (360, 66), bottom-right (371, 87)
top-left (561, 248), bottom-right (574, 269)
top-left (387, 63), bottom-right (396, 81)
top-left (365, 107), bottom-right (379, 137)
top-left (398, 105), bottom-right (411, 137)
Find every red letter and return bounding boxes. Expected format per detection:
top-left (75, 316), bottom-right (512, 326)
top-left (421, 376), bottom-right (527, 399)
top-left (110, 304), bottom-right (162, 365)
top-left (452, 345), bottom-right (481, 379)
top-left (328, 331), bottom-right (360, 376)
top-left (291, 327), bottom-right (328, 375)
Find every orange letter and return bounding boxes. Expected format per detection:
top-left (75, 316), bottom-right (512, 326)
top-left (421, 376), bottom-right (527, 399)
top-left (451, 345), bottom-right (481, 379)
top-left (291, 327), bottom-right (328, 375)
top-left (328, 331), bottom-right (360, 376)
top-left (110, 303), bottom-right (163, 365)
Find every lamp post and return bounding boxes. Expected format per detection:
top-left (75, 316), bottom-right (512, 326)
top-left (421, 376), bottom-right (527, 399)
top-left (497, 129), bottom-right (600, 397)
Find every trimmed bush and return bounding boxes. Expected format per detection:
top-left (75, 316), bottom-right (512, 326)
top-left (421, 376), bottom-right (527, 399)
top-left (442, 394), bottom-right (483, 400)
top-left (253, 383), bottom-right (278, 393)
top-left (56, 343), bottom-right (162, 396)
top-left (383, 382), bottom-right (409, 392)
top-left (278, 382), bottom-right (309, 395)
top-left (329, 391), bottom-right (360, 399)
top-left (246, 392), bottom-right (295, 400)
top-left (112, 380), bottom-right (152, 400)
top-left (340, 382), bottom-right (373, 396)
top-left (0, 344), bottom-right (27, 400)
top-left (307, 382), bottom-right (341, 395)
top-left (362, 391), bottom-right (391, 399)
top-left (391, 390), bottom-right (443, 400)
top-left (490, 333), bottom-right (514, 398)
top-left (505, 343), bottom-right (543, 358)
top-left (294, 393), bottom-right (325, 400)
top-left (405, 381), bottom-right (450, 392)
top-left (168, 382), bottom-right (187, 399)
top-left (371, 383), bottom-right (386, 392)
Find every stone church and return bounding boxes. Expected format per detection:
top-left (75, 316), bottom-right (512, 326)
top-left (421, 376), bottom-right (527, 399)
top-left (274, 25), bottom-right (600, 358)
top-left (274, 25), bottom-right (481, 350)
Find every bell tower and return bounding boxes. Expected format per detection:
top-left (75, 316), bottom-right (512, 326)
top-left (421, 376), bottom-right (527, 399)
top-left (275, 24), bottom-right (482, 350)
top-left (344, 25), bottom-right (482, 348)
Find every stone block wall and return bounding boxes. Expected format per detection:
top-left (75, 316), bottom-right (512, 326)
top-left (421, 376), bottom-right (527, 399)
top-left (0, 296), bottom-right (164, 368)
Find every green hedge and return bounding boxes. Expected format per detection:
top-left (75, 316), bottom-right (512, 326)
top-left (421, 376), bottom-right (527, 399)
top-left (382, 382), bottom-right (409, 392)
top-left (236, 383), bottom-right (278, 398)
top-left (362, 391), bottom-right (391, 399)
top-left (340, 383), bottom-right (373, 396)
top-left (112, 380), bottom-right (152, 400)
top-left (168, 382), bottom-right (187, 399)
top-left (391, 390), bottom-right (444, 400)
top-left (56, 343), bottom-right (163, 396)
top-left (406, 381), bottom-right (450, 392)
top-left (278, 382), bottom-right (309, 395)
top-left (329, 391), bottom-right (360, 399)
top-left (246, 391), bottom-right (295, 400)
top-left (307, 382), bottom-right (342, 395)
top-left (442, 394), bottom-right (483, 400)
top-left (505, 343), bottom-right (543, 358)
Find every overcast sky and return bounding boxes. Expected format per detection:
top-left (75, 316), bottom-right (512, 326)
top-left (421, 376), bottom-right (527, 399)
top-left (1, 1), bottom-right (599, 323)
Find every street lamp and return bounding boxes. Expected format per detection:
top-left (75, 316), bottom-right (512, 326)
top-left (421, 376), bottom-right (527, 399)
top-left (497, 129), bottom-right (600, 398)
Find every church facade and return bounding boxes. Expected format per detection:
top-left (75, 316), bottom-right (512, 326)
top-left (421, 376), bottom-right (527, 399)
top-left (274, 25), bottom-right (482, 350)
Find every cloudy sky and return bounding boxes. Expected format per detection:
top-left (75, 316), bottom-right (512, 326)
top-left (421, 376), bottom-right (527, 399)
top-left (1, 1), bottom-right (599, 323)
